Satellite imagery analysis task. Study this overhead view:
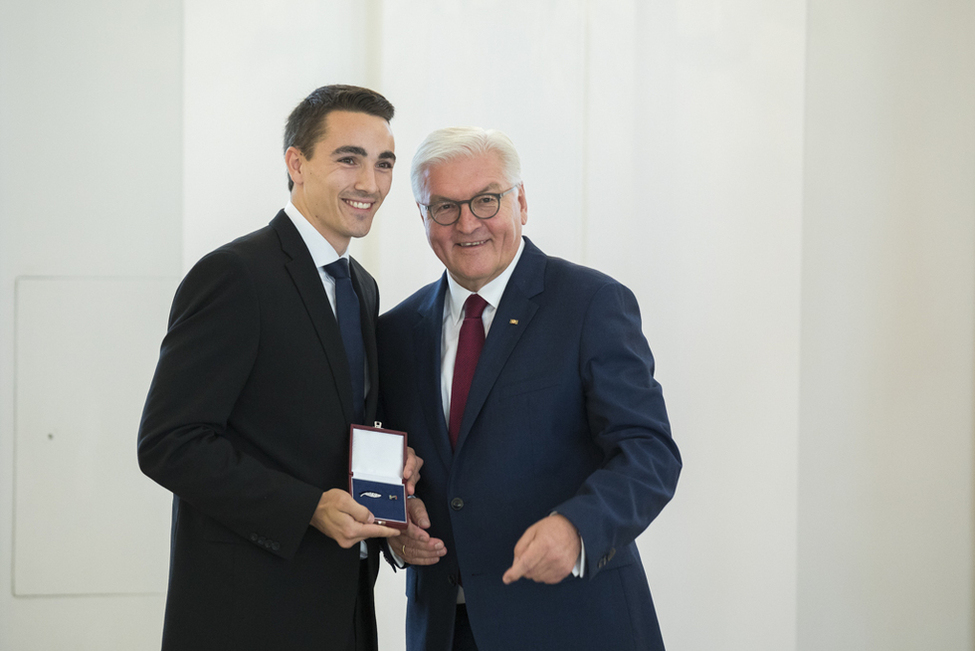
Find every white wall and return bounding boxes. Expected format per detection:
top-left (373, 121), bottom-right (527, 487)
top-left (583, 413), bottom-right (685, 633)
top-left (182, 0), bottom-right (383, 266)
top-left (799, 0), bottom-right (975, 648)
top-left (631, 2), bottom-right (808, 646)
top-left (0, 0), bottom-right (182, 648)
top-left (0, 1), bottom-right (971, 650)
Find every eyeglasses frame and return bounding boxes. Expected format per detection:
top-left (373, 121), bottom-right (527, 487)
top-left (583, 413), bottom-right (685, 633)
top-left (419, 185), bottom-right (519, 226)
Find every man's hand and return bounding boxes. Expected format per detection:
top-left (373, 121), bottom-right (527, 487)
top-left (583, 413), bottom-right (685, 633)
top-left (502, 514), bottom-right (580, 585)
top-left (403, 447), bottom-right (423, 496)
top-left (310, 488), bottom-right (399, 548)
top-left (392, 497), bottom-right (446, 566)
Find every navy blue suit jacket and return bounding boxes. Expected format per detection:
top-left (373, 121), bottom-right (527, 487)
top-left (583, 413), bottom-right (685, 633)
top-left (378, 238), bottom-right (681, 651)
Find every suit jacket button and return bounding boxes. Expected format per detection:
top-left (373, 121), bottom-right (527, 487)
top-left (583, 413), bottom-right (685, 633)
top-left (450, 498), bottom-right (464, 511)
top-left (250, 533), bottom-right (259, 543)
top-left (448, 575), bottom-right (457, 586)
top-left (272, 542), bottom-right (280, 552)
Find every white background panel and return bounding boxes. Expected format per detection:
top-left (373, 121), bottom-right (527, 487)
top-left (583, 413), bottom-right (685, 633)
top-left (373, 0), bottom-right (588, 308)
top-left (15, 278), bottom-right (177, 596)
top-left (798, 1), bottom-right (975, 648)
top-left (182, 0), bottom-right (378, 270)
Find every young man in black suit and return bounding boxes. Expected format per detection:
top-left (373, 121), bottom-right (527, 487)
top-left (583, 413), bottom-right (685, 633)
top-left (139, 84), bottom-right (418, 651)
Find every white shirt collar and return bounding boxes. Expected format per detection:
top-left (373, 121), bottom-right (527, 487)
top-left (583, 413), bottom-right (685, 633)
top-left (284, 200), bottom-right (346, 267)
top-left (445, 237), bottom-right (526, 323)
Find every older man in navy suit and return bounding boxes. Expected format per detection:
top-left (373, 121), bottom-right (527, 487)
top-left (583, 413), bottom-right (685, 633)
top-left (378, 127), bottom-right (682, 651)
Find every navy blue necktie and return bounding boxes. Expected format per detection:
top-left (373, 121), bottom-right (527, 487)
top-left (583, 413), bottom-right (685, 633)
top-left (324, 258), bottom-right (365, 424)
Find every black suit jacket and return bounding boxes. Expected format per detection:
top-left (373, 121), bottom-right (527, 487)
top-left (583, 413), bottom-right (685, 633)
top-left (138, 211), bottom-right (380, 651)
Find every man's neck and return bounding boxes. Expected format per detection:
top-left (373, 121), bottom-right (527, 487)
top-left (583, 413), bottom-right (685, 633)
top-left (288, 194), bottom-right (349, 256)
top-left (284, 201), bottom-right (348, 262)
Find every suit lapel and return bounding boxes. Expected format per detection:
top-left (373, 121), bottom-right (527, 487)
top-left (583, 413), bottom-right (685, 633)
top-left (455, 239), bottom-right (546, 453)
top-left (271, 212), bottom-right (355, 425)
top-left (413, 276), bottom-right (454, 470)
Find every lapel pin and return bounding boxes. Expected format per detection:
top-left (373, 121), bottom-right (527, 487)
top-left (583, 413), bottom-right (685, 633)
top-left (509, 319), bottom-right (519, 325)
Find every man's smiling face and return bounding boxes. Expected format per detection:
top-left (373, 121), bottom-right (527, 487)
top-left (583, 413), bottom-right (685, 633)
top-left (418, 151), bottom-right (527, 292)
top-left (287, 110), bottom-right (395, 254)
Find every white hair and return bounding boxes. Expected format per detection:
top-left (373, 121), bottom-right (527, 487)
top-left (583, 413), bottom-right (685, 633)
top-left (410, 127), bottom-right (522, 201)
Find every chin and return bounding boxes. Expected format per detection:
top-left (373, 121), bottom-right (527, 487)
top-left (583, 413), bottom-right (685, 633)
top-left (350, 221), bottom-right (375, 238)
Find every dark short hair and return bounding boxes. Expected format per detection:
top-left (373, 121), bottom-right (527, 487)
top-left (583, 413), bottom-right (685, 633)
top-left (283, 84), bottom-right (395, 191)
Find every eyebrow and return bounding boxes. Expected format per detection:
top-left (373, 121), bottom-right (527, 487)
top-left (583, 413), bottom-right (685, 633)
top-left (429, 183), bottom-right (503, 203)
top-left (331, 145), bottom-right (396, 162)
top-left (332, 145), bottom-right (366, 157)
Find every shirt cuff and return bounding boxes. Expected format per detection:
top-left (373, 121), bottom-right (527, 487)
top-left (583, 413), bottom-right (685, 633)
top-left (572, 534), bottom-right (586, 577)
top-left (551, 510), bottom-right (585, 578)
top-left (388, 541), bottom-right (408, 568)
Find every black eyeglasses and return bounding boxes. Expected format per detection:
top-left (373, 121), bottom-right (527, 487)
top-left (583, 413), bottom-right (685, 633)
top-left (420, 186), bottom-right (518, 226)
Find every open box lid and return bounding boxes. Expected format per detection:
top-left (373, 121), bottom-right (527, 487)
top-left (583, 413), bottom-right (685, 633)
top-left (348, 424), bottom-right (408, 529)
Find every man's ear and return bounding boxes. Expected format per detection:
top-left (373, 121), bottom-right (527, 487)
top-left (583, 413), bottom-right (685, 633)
top-left (517, 183), bottom-right (528, 225)
top-left (285, 146), bottom-right (304, 187)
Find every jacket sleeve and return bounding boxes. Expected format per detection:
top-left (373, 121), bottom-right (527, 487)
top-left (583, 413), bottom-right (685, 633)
top-left (554, 281), bottom-right (682, 577)
top-left (137, 249), bottom-right (322, 559)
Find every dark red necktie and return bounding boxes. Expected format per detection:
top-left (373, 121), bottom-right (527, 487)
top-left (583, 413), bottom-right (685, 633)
top-left (448, 294), bottom-right (488, 449)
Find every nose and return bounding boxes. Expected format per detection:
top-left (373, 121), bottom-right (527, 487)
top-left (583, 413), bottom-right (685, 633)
top-left (354, 164), bottom-right (379, 194)
top-left (454, 203), bottom-right (480, 232)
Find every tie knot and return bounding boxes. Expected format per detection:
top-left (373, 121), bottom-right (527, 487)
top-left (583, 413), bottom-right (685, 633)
top-left (324, 258), bottom-right (351, 280)
top-left (464, 294), bottom-right (488, 320)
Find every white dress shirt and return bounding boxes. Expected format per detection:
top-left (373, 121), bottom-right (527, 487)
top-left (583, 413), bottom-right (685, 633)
top-left (436, 239), bottom-right (583, 602)
top-left (284, 201), bottom-right (369, 559)
top-left (284, 201), bottom-right (344, 317)
top-left (439, 238), bottom-right (526, 423)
